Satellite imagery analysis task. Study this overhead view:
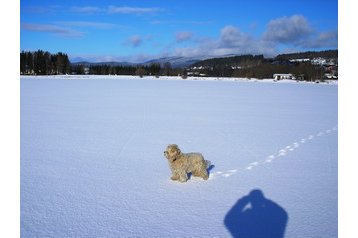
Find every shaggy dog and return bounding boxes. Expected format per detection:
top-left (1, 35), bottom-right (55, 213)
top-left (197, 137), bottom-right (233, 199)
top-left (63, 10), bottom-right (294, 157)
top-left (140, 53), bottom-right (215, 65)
top-left (164, 144), bottom-right (210, 183)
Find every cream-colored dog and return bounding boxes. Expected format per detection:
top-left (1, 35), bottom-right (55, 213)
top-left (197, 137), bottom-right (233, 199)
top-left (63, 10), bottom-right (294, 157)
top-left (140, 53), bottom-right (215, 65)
top-left (164, 144), bottom-right (210, 182)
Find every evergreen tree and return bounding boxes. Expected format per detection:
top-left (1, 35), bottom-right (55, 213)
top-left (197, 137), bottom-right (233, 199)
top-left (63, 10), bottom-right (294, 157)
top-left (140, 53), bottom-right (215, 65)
top-left (162, 62), bottom-right (172, 76)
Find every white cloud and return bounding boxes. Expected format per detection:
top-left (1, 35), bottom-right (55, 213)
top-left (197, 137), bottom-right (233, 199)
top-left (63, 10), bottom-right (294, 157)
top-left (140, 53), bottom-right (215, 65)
top-left (21, 23), bottom-right (83, 38)
top-left (108, 6), bottom-right (163, 14)
top-left (123, 35), bottom-right (143, 48)
top-left (262, 15), bottom-right (312, 44)
top-left (299, 30), bottom-right (338, 48)
top-left (151, 20), bottom-right (213, 25)
top-left (69, 5), bottom-right (163, 15)
top-left (70, 6), bottom-right (103, 14)
top-left (57, 21), bottom-right (117, 29)
top-left (262, 15), bottom-right (338, 50)
top-left (175, 31), bottom-right (193, 42)
top-left (173, 25), bottom-right (276, 58)
top-left (219, 25), bottom-right (253, 48)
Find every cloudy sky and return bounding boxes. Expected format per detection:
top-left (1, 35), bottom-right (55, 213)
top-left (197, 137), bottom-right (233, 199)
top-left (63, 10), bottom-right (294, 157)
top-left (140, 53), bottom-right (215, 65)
top-left (20, 0), bottom-right (338, 62)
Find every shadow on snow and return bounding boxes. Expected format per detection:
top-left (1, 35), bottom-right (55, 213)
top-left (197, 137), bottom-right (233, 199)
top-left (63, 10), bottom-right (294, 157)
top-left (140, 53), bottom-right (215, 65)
top-left (224, 189), bottom-right (288, 238)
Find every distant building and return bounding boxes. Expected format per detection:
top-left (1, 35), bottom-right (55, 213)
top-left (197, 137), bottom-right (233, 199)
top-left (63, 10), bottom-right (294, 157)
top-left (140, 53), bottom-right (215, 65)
top-left (323, 73), bottom-right (338, 79)
top-left (273, 73), bottom-right (295, 80)
top-left (289, 58), bottom-right (310, 63)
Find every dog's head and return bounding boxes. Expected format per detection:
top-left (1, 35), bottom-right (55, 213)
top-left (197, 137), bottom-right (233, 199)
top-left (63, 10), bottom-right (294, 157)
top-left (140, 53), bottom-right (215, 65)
top-left (164, 144), bottom-right (182, 162)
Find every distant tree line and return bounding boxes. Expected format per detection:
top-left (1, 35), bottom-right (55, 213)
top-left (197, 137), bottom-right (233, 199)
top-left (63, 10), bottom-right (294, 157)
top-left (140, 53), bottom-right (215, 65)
top-left (275, 50), bottom-right (338, 61)
top-left (193, 60), bottom-right (325, 80)
top-left (20, 50), bottom-right (71, 75)
top-left (87, 63), bottom-right (161, 76)
top-left (20, 50), bottom-right (172, 76)
top-left (20, 49), bottom-right (337, 80)
top-left (192, 55), bottom-right (265, 68)
top-left (190, 50), bottom-right (338, 80)
top-left (231, 62), bottom-right (324, 80)
top-left (82, 62), bottom-right (183, 77)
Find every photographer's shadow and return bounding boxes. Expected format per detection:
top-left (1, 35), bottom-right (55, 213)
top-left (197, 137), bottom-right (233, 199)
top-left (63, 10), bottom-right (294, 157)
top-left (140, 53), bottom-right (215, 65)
top-left (224, 189), bottom-right (288, 238)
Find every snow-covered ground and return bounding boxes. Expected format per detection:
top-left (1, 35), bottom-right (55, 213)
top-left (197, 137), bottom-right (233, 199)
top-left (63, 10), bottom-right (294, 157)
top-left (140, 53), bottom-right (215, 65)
top-left (21, 75), bottom-right (337, 237)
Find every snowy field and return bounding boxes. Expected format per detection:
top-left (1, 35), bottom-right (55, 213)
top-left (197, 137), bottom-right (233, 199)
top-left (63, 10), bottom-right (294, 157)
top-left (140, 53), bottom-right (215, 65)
top-left (21, 75), bottom-right (337, 237)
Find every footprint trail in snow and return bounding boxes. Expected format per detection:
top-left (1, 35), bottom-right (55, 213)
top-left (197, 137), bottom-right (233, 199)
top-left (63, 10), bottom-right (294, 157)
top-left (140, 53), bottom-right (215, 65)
top-left (208, 125), bottom-right (337, 180)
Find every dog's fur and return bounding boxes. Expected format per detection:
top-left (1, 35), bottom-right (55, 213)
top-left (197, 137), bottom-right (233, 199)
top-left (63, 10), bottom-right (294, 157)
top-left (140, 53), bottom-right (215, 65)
top-left (164, 144), bottom-right (210, 182)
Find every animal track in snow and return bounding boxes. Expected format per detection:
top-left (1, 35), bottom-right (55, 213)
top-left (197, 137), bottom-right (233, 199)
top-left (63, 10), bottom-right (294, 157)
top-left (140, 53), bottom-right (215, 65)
top-left (222, 173), bottom-right (232, 177)
top-left (278, 149), bottom-right (287, 157)
top-left (265, 155), bottom-right (275, 163)
top-left (246, 162), bottom-right (259, 170)
top-left (209, 125), bottom-right (337, 181)
top-left (317, 132), bottom-right (324, 137)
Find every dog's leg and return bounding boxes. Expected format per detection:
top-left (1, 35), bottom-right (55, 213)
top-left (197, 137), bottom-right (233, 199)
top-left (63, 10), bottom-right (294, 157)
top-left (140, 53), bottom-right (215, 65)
top-left (171, 173), bottom-right (179, 181)
top-left (179, 172), bottom-right (188, 183)
top-left (198, 170), bottom-right (209, 180)
top-left (194, 162), bottom-right (209, 180)
top-left (197, 163), bottom-right (209, 180)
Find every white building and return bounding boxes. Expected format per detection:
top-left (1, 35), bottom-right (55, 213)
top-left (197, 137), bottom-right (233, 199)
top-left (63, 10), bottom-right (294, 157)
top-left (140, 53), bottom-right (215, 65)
top-left (289, 58), bottom-right (310, 63)
top-left (273, 73), bottom-right (296, 80)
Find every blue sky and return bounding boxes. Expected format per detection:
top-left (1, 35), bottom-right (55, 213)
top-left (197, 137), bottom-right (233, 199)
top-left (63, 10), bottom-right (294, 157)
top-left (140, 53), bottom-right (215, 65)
top-left (20, 0), bottom-right (338, 62)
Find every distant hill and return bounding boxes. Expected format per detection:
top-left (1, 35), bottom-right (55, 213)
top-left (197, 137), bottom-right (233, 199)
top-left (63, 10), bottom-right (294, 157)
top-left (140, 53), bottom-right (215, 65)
top-left (143, 56), bottom-right (207, 68)
top-left (71, 61), bottom-right (135, 67)
top-left (70, 56), bottom-right (205, 68)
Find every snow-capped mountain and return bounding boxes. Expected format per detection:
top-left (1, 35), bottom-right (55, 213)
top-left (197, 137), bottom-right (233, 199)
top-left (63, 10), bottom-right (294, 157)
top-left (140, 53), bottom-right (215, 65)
top-left (70, 56), bottom-right (212, 68)
top-left (143, 56), bottom-right (209, 68)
